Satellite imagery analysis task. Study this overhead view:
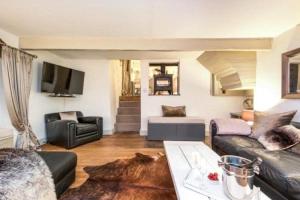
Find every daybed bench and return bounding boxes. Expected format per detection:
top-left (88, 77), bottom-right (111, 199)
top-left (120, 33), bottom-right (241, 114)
top-left (147, 116), bottom-right (205, 141)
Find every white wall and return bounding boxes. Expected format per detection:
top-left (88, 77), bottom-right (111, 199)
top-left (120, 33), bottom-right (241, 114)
top-left (28, 55), bottom-right (115, 141)
top-left (0, 28), bottom-right (19, 48)
top-left (0, 37), bottom-right (115, 141)
top-left (28, 51), bottom-right (72, 141)
top-left (62, 59), bottom-right (114, 134)
top-left (255, 25), bottom-right (300, 122)
top-left (109, 60), bottom-right (122, 128)
top-left (140, 59), bottom-right (244, 135)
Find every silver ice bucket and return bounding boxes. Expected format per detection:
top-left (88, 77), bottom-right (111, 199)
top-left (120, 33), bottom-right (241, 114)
top-left (218, 155), bottom-right (261, 200)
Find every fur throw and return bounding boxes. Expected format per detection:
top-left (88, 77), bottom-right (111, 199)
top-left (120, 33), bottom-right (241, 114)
top-left (258, 125), bottom-right (300, 151)
top-left (0, 148), bottom-right (56, 200)
top-left (60, 153), bottom-right (176, 200)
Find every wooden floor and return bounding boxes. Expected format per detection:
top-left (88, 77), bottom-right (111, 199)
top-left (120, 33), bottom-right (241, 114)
top-left (42, 132), bottom-right (210, 188)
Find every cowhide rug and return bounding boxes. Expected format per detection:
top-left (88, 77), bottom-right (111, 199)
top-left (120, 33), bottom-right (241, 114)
top-left (60, 153), bottom-right (177, 200)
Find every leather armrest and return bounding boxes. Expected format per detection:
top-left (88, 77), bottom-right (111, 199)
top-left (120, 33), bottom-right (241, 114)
top-left (46, 120), bottom-right (77, 147)
top-left (78, 116), bottom-right (103, 137)
top-left (210, 121), bottom-right (218, 147)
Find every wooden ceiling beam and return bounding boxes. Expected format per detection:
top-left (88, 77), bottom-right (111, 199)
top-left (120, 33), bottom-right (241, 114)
top-left (19, 37), bottom-right (272, 51)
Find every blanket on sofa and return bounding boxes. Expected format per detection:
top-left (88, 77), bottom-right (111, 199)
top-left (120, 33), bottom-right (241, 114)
top-left (0, 148), bottom-right (56, 200)
top-left (211, 118), bottom-right (251, 135)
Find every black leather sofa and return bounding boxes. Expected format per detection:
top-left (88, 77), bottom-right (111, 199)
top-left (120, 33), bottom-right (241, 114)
top-left (37, 151), bottom-right (77, 198)
top-left (211, 122), bottom-right (300, 200)
top-left (45, 111), bottom-right (103, 149)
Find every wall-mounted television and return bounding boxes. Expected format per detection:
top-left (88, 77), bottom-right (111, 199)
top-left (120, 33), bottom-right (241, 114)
top-left (41, 62), bottom-right (85, 96)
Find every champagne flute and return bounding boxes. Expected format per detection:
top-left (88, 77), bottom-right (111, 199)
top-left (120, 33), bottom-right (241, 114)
top-left (198, 157), bottom-right (207, 189)
top-left (192, 152), bottom-right (207, 189)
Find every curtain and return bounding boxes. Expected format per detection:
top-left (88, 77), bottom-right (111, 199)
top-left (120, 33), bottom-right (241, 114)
top-left (1, 46), bottom-right (40, 150)
top-left (121, 60), bottom-right (132, 96)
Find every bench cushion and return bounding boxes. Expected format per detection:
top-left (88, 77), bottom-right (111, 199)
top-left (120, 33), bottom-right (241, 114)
top-left (148, 116), bottom-right (204, 124)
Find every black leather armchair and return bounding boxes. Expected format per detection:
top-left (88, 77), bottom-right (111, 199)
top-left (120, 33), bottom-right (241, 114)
top-left (45, 111), bottom-right (103, 149)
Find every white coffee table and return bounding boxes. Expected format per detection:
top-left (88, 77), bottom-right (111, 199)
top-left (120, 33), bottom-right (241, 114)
top-left (164, 141), bottom-right (270, 200)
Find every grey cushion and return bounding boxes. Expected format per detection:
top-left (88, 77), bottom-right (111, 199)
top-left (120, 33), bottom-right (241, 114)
top-left (213, 135), bottom-right (264, 155)
top-left (76, 123), bottom-right (98, 136)
top-left (59, 111), bottom-right (78, 123)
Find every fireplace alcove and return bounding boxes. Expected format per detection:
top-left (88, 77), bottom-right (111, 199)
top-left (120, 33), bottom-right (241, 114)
top-left (148, 62), bottom-right (179, 96)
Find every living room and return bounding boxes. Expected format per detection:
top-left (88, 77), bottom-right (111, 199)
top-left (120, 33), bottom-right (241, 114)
top-left (0, 1), bottom-right (300, 200)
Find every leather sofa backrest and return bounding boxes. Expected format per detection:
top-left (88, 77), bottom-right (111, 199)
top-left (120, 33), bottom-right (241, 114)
top-left (292, 121), bottom-right (300, 129)
top-left (45, 111), bottom-right (83, 124)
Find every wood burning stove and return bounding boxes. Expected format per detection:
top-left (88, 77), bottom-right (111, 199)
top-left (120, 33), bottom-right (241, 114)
top-left (154, 74), bottom-right (173, 95)
top-left (149, 62), bottom-right (179, 95)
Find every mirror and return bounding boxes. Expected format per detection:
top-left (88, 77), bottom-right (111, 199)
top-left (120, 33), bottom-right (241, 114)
top-left (282, 48), bottom-right (300, 98)
top-left (148, 62), bottom-right (180, 96)
top-left (289, 63), bottom-right (300, 94)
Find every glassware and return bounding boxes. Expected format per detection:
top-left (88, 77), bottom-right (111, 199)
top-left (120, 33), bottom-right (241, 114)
top-left (198, 157), bottom-right (207, 189)
top-left (191, 152), bottom-right (207, 189)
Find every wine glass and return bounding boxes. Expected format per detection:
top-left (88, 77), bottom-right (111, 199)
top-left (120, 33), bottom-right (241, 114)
top-left (197, 157), bottom-right (207, 189)
top-left (192, 152), bottom-right (207, 189)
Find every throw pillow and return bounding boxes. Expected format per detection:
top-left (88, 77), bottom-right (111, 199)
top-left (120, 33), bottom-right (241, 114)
top-left (162, 105), bottom-right (186, 117)
top-left (59, 111), bottom-right (78, 123)
top-left (275, 125), bottom-right (300, 143)
top-left (258, 125), bottom-right (300, 151)
top-left (249, 110), bottom-right (297, 139)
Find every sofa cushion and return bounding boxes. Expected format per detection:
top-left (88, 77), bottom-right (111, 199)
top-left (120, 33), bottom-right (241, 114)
top-left (162, 105), bottom-right (186, 117)
top-left (59, 111), bottom-right (78, 123)
top-left (213, 135), bottom-right (264, 155)
top-left (37, 151), bottom-right (77, 184)
top-left (237, 148), bottom-right (300, 200)
top-left (211, 119), bottom-right (251, 135)
top-left (76, 123), bottom-right (98, 136)
top-left (250, 110), bottom-right (296, 139)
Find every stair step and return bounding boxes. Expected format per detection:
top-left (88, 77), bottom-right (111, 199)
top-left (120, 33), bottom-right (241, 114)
top-left (117, 115), bottom-right (140, 123)
top-left (118, 107), bottom-right (140, 115)
top-left (119, 96), bottom-right (140, 101)
top-left (119, 101), bottom-right (140, 108)
top-left (115, 123), bottom-right (140, 132)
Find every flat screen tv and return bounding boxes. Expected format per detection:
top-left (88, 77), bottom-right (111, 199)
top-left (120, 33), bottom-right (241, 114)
top-left (41, 62), bottom-right (85, 96)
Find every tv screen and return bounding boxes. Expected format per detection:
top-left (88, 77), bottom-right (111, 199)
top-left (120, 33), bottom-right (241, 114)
top-left (41, 62), bottom-right (85, 95)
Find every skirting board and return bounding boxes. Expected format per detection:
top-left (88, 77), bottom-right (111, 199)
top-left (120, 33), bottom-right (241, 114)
top-left (103, 130), bottom-right (114, 135)
top-left (38, 138), bottom-right (47, 145)
top-left (140, 130), bottom-right (147, 136)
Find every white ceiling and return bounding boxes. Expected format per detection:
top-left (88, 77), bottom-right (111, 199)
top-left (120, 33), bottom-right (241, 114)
top-left (1, 0), bottom-right (300, 38)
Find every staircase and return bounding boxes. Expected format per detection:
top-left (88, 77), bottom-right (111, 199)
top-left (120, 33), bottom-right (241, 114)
top-left (115, 96), bottom-right (141, 132)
